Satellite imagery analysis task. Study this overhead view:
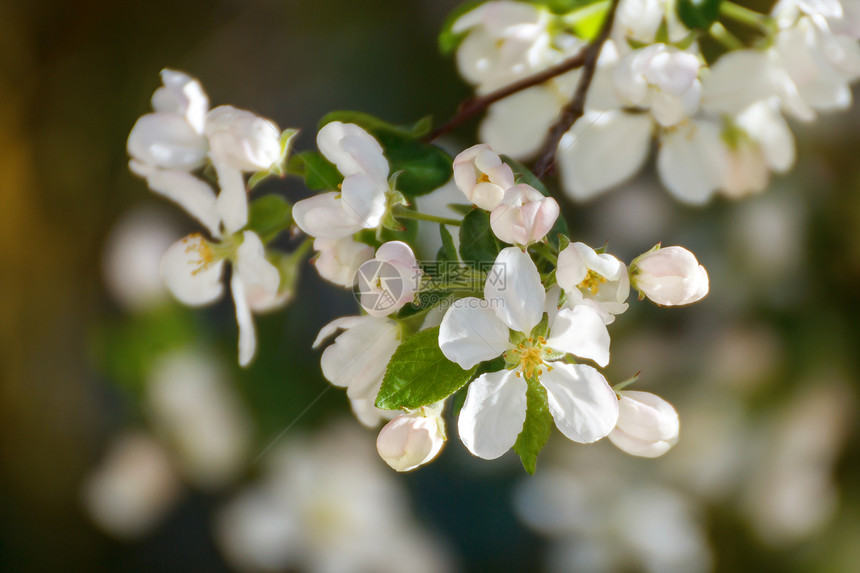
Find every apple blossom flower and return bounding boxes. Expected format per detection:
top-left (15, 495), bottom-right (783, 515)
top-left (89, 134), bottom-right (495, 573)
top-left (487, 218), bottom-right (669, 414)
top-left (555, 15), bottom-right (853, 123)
top-left (127, 69), bottom-right (209, 171)
top-left (376, 402), bottom-right (446, 472)
top-left (613, 44), bottom-right (702, 128)
top-left (613, 0), bottom-right (690, 46)
top-left (82, 432), bottom-right (182, 539)
top-left (452, 143), bottom-right (516, 210)
top-left (312, 237), bottom-right (374, 287)
top-left (356, 241), bottom-right (422, 317)
top-left (216, 422), bottom-right (453, 573)
top-left (161, 230), bottom-right (281, 366)
top-left (438, 247), bottom-right (617, 459)
top-left (630, 245), bottom-right (709, 306)
top-left (293, 122), bottom-right (389, 240)
top-left (146, 351), bottom-right (252, 488)
top-left (555, 241), bottom-right (629, 324)
top-left (489, 184), bottom-right (560, 245)
top-left (609, 390), bottom-right (680, 457)
top-left (313, 315), bottom-right (402, 407)
top-left (453, 0), bottom-right (556, 92)
top-left (205, 105), bottom-right (282, 172)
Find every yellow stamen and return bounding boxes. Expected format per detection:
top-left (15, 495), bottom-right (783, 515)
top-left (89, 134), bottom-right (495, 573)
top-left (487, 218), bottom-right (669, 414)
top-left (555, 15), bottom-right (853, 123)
top-left (578, 270), bottom-right (606, 295)
top-left (184, 234), bottom-right (217, 276)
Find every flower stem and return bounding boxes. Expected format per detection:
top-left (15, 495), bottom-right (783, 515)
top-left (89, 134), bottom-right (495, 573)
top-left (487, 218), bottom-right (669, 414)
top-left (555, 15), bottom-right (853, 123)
top-left (393, 207), bottom-right (462, 227)
top-left (531, 242), bottom-right (558, 265)
top-left (710, 22), bottom-right (745, 50)
top-left (533, 0), bottom-right (621, 178)
top-left (719, 2), bottom-right (771, 32)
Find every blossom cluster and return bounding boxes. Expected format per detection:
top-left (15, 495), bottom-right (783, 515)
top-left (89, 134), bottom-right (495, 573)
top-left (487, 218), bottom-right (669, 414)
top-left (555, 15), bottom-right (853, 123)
top-left (127, 70), bottom-right (300, 366)
top-left (452, 0), bottom-right (860, 203)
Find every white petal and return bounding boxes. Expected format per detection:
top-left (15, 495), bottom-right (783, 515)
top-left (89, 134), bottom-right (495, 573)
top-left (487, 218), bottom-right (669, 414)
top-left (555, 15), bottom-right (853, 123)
top-left (375, 240), bottom-right (417, 269)
top-left (737, 102), bottom-right (796, 172)
top-left (545, 306), bottom-right (611, 367)
top-left (458, 369), bottom-right (528, 459)
top-left (213, 160), bottom-right (248, 235)
top-left (557, 111), bottom-right (653, 201)
top-left (152, 69), bottom-right (209, 133)
top-left (292, 193), bottom-right (365, 239)
top-left (231, 275), bottom-right (256, 367)
top-left (702, 50), bottom-right (782, 115)
top-left (479, 86), bottom-right (562, 160)
top-left (160, 235), bottom-right (225, 306)
top-left (657, 120), bottom-right (727, 205)
top-left (317, 121), bottom-right (388, 181)
top-left (235, 231), bottom-right (281, 306)
top-left (130, 161), bottom-right (221, 238)
top-left (312, 316), bottom-right (367, 349)
top-left (438, 298), bottom-right (511, 369)
top-left (540, 363), bottom-right (618, 443)
top-left (127, 113), bottom-right (208, 170)
top-left (340, 173), bottom-right (387, 229)
top-left (319, 316), bottom-right (401, 399)
top-left (485, 247), bottom-right (545, 333)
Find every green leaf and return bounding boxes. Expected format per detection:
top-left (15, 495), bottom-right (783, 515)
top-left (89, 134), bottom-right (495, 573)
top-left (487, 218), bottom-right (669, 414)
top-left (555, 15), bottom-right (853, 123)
top-left (320, 111), bottom-right (433, 139)
top-left (246, 195), bottom-right (293, 243)
top-left (376, 326), bottom-right (477, 410)
top-left (439, 0), bottom-right (487, 54)
top-left (447, 203), bottom-right (474, 215)
top-left (513, 377), bottom-right (554, 474)
top-left (459, 208), bottom-right (503, 268)
top-left (677, 0), bottom-right (724, 30)
top-left (439, 224), bottom-right (459, 263)
top-left (319, 112), bottom-right (452, 197)
top-left (287, 151), bottom-right (343, 191)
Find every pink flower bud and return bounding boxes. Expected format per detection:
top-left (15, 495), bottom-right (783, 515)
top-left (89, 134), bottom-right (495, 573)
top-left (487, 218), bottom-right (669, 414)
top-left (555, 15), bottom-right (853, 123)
top-left (490, 184), bottom-right (559, 245)
top-left (630, 245), bottom-right (709, 306)
top-left (376, 410), bottom-right (445, 472)
top-left (609, 391), bottom-right (679, 458)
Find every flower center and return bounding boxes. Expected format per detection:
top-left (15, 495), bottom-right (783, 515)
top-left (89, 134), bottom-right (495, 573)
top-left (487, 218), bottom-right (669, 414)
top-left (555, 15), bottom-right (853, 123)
top-left (477, 172), bottom-right (491, 184)
top-left (507, 336), bottom-right (554, 379)
top-left (184, 234), bottom-right (218, 275)
top-left (578, 270), bottom-right (606, 295)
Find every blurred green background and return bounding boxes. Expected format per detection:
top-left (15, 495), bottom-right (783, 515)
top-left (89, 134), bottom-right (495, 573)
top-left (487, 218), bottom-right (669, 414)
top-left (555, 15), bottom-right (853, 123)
top-left (2, 0), bottom-right (860, 571)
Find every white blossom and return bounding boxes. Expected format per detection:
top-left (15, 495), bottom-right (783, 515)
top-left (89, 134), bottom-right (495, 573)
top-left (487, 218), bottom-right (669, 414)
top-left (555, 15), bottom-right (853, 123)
top-left (609, 390), bottom-right (680, 457)
top-left (438, 247), bottom-right (617, 459)
top-left (452, 143), bottom-right (516, 210)
top-left (313, 315), bottom-right (402, 409)
top-left (490, 183), bottom-right (560, 245)
top-left (630, 245), bottom-right (709, 306)
top-left (293, 122), bottom-right (389, 239)
top-left (146, 351), bottom-right (253, 488)
top-left (82, 432), bottom-right (181, 539)
top-left (556, 241), bottom-right (629, 324)
top-left (376, 402), bottom-right (446, 472)
top-left (313, 237), bottom-right (374, 287)
top-left (205, 105), bottom-right (282, 172)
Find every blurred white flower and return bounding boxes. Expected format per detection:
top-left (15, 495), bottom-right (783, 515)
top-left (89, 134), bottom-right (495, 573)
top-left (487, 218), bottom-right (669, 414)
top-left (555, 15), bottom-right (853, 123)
top-left (489, 183), bottom-right (560, 245)
top-left (515, 451), bottom-right (711, 573)
top-left (312, 236), bottom-right (374, 287)
top-left (216, 421), bottom-right (452, 573)
top-left (556, 241), bottom-right (630, 324)
top-left (377, 402), bottom-right (446, 472)
top-left (293, 122), bottom-right (389, 239)
top-left (609, 390), bottom-right (680, 458)
top-left (102, 207), bottom-right (181, 312)
top-left (452, 143), bottom-right (516, 211)
top-left (146, 351), bottom-right (252, 489)
top-left (82, 432), bottom-right (181, 539)
top-left (630, 245), bottom-right (709, 306)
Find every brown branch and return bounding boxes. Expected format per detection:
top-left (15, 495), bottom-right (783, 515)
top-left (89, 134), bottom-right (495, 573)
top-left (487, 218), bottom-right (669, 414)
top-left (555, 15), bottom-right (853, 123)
top-left (424, 48), bottom-right (588, 143)
top-left (532, 0), bottom-right (620, 178)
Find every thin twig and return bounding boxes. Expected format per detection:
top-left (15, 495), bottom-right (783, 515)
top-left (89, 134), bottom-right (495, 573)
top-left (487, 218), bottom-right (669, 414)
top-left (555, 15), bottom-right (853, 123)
top-left (533, 0), bottom-right (620, 178)
top-left (425, 49), bottom-right (588, 143)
